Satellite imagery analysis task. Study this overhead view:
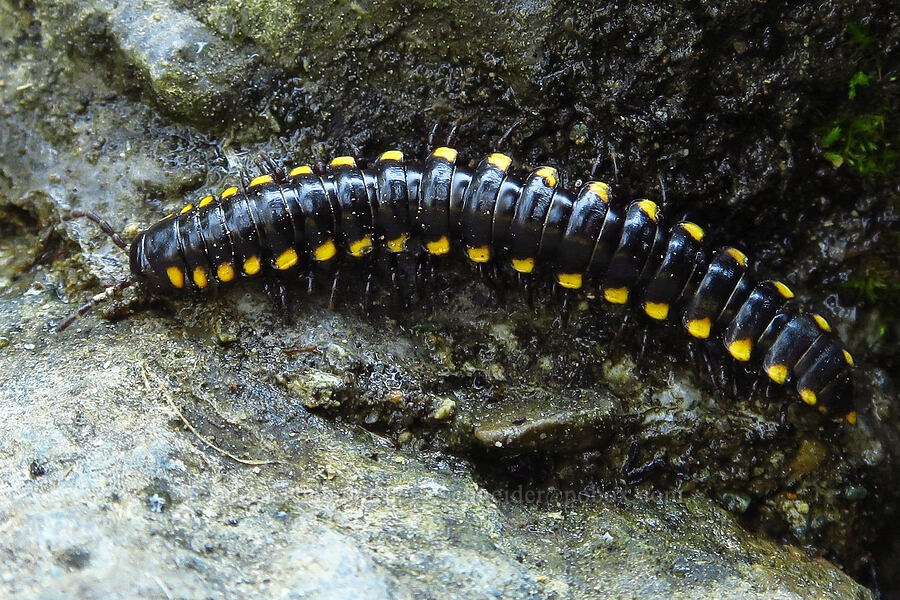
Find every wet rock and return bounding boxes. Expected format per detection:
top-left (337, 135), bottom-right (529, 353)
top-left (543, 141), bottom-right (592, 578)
top-left (37, 0), bottom-right (265, 123)
top-left (0, 310), bottom-right (871, 597)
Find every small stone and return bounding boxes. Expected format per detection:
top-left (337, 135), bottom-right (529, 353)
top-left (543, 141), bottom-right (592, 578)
top-left (721, 491), bottom-right (752, 514)
top-left (214, 316), bottom-right (238, 344)
top-left (147, 493), bottom-right (167, 513)
top-left (429, 397), bottom-right (455, 421)
top-left (28, 460), bottom-right (46, 478)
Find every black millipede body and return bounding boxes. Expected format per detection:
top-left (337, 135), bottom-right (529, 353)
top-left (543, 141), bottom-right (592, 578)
top-left (69, 146), bottom-right (858, 423)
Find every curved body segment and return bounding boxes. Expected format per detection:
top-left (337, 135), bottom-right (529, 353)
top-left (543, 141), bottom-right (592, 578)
top-left (126, 148), bottom-right (856, 422)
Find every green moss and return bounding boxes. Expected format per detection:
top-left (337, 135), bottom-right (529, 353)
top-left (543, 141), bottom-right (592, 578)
top-left (842, 225), bottom-right (900, 309)
top-left (819, 22), bottom-right (897, 176)
top-left (842, 262), bottom-right (896, 303)
top-left (841, 229), bottom-right (899, 358)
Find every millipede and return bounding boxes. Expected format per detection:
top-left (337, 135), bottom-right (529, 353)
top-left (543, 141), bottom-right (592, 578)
top-left (54, 141), bottom-right (858, 424)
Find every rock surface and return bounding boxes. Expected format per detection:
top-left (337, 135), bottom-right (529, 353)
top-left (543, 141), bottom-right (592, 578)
top-left (1, 0), bottom-right (896, 597)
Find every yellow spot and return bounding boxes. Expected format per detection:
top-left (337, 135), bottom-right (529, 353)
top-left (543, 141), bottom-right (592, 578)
top-left (842, 349), bottom-right (854, 366)
top-left (163, 213), bottom-right (174, 220)
top-left (467, 245), bottom-right (491, 263)
top-left (380, 150), bottom-right (404, 162)
top-left (349, 236), bottom-right (373, 257)
top-left (766, 364), bottom-right (789, 384)
top-left (534, 166), bottom-right (558, 187)
top-left (487, 153), bottom-right (512, 171)
top-left (813, 314), bottom-right (831, 332)
top-left (192, 266), bottom-right (208, 289)
top-left (800, 389), bottom-right (817, 406)
top-left (604, 286), bottom-right (629, 304)
top-left (773, 281), bottom-right (794, 298)
top-left (637, 199), bottom-right (658, 222)
top-left (681, 222), bottom-right (705, 242)
top-left (275, 247), bottom-right (299, 270)
top-left (432, 147), bottom-right (458, 162)
top-left (199, 195), bottom-right (214, 208)
top-left (726, 248), bottom-right (748, 267)
top-left (180, 204), bottom-right (194, 214)
top-left (243, 255), bottom-right (261, 275)
top-left (166, 266), bottom-right (184, 289)
top-left (249, 174), bottom-right (273, 188)
top-left (644, 302), bottom-right (669, 320)
top-left (511, 257), bottom-right (535, 274)
top-left (845, 411), bottom-right (857, 425)
top-left (386, 234), bottom-right (408, 253)
top-left (687, 318), bottom-right (712, 339)
top-left (290, 165), bottom-right (313, 176)
top-left (728, 338), bottom-right (753, 362)
top-left (588, 181), bottom-right (610, 202)
top-left (221, 186), bottom-right (238, 199)
top-left (556, 273), bottom-right (583, 289)
top-left (217, 263), bottom-right (235, 282)
top-left (314, 239), bottom-right (337, 261)
top-left (426, 236), bottom-right (450, 256)
top-left (330, 156), bottom-right (356, 167)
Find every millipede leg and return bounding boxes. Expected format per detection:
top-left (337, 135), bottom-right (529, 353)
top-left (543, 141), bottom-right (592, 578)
top-left (328, 268), bottom-right (342, 311)
top-left (729, 361), bottom-right (740, 399)
top-left (239, 168), bottom-right (252, 195)
top-left (363, 268), bottom-right (376, 316)
top-left (559, 289), bottom-right (571, 329)
top-left (717, 360), bottom-right (729, 393)
top-left (256, 152), bottom-right (287, 183)
top-left (779, 399), bottom-right (794, 433)
top-left (477, 262), bottom-right (499, 293)
top-left (748, 371), bottom-right (762, 402)
top-left (445, 118), bottom-right (464, 147)
top-left (702, 344), bottom-right (718, 389)
top-left (611, 311), bottom-right (631, 350)
top-left (590, 153), bottom-right (604, 180)
top-left (610, 146), bottom-right (620, 183)
top-left (414, 253), bottom-right (425, 297)
top-left (491, 262), bottom-right (507, 304)
top-left (496, 118), bottom-right (524, 152)
top-left (635, 326), bottom-right (650, 370)
top-left (348, 143), bottom-right (368, 169)
top-left (687, 341), bottom-right (702, 380)
top-left (387, 253), bottom-right (404, 311)
top-left (519, 274), bottom-right (535, 311)
top-left (415, 252), bottom-right (435, 312)
top-left (264, 274), bottom-right (292, 323)
top-left (657, 172), bottom-right (668, 209)
top-left (428, 117), bottom-right (447, 149)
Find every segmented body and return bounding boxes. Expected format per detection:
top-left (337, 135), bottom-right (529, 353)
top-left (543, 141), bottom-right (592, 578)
top-left (128, 148), bottom-right (857, 422)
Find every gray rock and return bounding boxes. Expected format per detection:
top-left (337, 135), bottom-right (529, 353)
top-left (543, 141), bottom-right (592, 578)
top-left (37, 0), bottom-right (264, 122)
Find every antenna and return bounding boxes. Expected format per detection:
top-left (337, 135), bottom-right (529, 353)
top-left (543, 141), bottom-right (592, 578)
top-left (54, 210), bottom-right (134, 331)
